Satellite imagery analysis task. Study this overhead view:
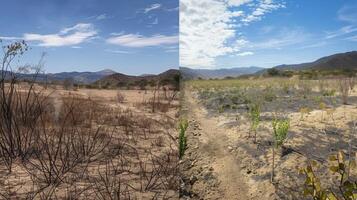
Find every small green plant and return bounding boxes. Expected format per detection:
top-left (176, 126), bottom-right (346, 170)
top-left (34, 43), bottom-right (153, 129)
top-left (179, 119), bottom-right (189, 159)
top-left (248, 103), bottom-right (261, 143)
top-left (271, 118), bottom-right (290, 182)
top-left (300, 151), bottom-right (357, 200)
top-left (300, 161), bottom-right (338, 200)
top-left (323, 89), bottom-right (336, 97)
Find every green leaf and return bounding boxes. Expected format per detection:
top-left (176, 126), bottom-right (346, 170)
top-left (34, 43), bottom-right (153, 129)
top-left (329, 166), bottom-right (339, 173)
top-left (329, 155), bottom-right (337, 161)
top-left (326, 193), bottom-right (338, 200)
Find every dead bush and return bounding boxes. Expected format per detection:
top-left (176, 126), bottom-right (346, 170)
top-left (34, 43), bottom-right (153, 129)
top-left (116, 91), bottom-right (125, 103)
top-left (339, 78), bottom-right (350, 104)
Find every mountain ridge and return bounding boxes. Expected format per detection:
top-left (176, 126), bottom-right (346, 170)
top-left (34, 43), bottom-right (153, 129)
top-left (181, 66), bottom-right (263, 79)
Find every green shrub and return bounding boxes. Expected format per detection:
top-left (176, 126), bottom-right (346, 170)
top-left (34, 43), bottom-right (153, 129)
top-left (272, 119), bottom-right (290, 147)
top-left (271, 118), bottom-right (290, 182)
top-left (300, 151), bottom-right (357, 200)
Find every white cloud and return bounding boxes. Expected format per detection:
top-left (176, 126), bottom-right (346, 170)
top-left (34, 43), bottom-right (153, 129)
top-left (23, 23), bottom-right (97, 47)
top-left (180, 0), bottom-right (239, 68)
top-left (0, 36), bottom-right (22, 40)
top-left (241, 0), bottom-right (285, 24)
top-left (96, 14), bottom-right (108, 20)
top-left (180, 0), bottom-right (284, 68)
top-left (144, 3), bottom-right (161, 13)
top-left (166, 6), bottom-right (179, 12)
top-left (236, 51), bottom-right (254, 56)
top-left (106, 34), bottom-right (178, 47)
top-left (226, 0), bottom-right (253, 6)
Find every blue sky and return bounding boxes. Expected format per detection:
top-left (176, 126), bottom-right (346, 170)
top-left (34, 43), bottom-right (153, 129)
top-left (180, 0), bottom-right (357, 69)
top-left (0, 0), bottom-right (178, 74)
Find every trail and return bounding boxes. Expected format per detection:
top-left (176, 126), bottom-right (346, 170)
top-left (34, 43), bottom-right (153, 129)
top-left (183, 90), bottom-right (249, 199)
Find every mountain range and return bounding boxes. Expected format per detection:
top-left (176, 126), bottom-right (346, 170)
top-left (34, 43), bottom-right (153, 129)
top-left (182, 51), bottom-right (357, 79)
top-left (261, 51), bottom-right (357, 73)
top-left (181, 66), bottom-right (263, 79)
top-left (15, 69), bottom-right (117, 84)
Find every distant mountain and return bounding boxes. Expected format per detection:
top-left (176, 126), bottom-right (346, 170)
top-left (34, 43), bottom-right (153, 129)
top-left (262, 51), bottom-right (357, 73)
top-left (12, 69), bottom-right (117, 84)
top-left (47, 69), bottom-right (117, 83)
top-left (181, 66), bottom-right (263, 79)
top-left (95, 69), bottom-right (180, 89)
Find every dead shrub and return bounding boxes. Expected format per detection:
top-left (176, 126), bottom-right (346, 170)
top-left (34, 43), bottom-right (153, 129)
top-left (116, 91), bottom-right (125, 103)
top-left (339, 78), bottom-right (350, 104)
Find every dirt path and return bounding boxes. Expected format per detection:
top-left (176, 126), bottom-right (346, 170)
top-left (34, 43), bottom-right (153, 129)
top-left (181, 90), bottom-right (249, 199)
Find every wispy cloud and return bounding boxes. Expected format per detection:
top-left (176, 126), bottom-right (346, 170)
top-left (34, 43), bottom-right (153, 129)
top-left (150, 18), bottom-right (159, 25)
top-left (249, 28), bottom-right (308, 49)
top-left (337, 4), bottom-right (357, 23)
top-left (180, 0), bottom-right (285, 68)
top-left (166, 6), bottom-right (179, 12)
top-left (325, 25), bottom-right (357, 39)
top-left (106, 34), bottom-right (178, 47)
top-left (236, 51), bottom-right (254, 56)
top-left (1, 23), bottom-right (97, 47)
top-left (96, 14), bottom-right (108, 20)
top-left (345, 35), bottom-right (357, 42)
top-left (241, 0), bottom-right (285, 25)
top-left (144, 3), bottom-right (161, 13)
top-left (298, 41), bottom-right (327, 49)
top-left (105, 49), bottom-right (132, 54)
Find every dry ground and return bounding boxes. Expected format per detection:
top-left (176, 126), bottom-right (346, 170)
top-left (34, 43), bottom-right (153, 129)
top-left (0, 85), bottom-right (179, 199)
top-left (180, 78), bottom-right (357, 200)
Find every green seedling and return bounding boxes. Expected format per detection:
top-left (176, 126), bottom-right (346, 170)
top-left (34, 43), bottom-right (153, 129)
top-left (271, 118), bottom-right (290, 182)
top-left (179, 119), bottom-right (189, 159)
top-left (248, 103), bottom-right (261, 143)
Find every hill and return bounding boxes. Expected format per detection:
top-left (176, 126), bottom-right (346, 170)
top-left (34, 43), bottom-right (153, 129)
top-left (260, 51), bottom-right (357, 74)
top-left (47, 69), bottom-right (117, 83)
top-left (95, 69), bottom-right (180, 89)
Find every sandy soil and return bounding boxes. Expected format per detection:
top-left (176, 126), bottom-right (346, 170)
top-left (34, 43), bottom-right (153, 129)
top-left (180, 91), bottom-right (252, 200)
